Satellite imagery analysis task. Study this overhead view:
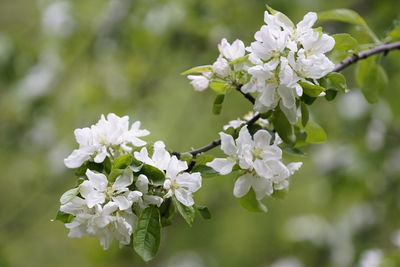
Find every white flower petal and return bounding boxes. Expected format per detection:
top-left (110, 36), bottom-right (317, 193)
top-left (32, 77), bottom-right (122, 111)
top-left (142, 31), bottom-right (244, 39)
top-left (136, 174), bottom-right (149, 193)
top-left (175, 188), bottom-right (194, 207)
top-left (166, 156), bottom-right (187, 179)
top-left (233, 174), bottom-right (252, 198)
top-left (112, 169), bottom-right (133, 192)
top-left (112, 196), bottom-right (131, 210)
top-left (176, 172), bottom-right (202, 192)
top-left (85, 169), bottom-right (108, 191)
top-left (206, 158), bottom-right (235, 175)
top-left (219, 132), bottom-right (237, 155)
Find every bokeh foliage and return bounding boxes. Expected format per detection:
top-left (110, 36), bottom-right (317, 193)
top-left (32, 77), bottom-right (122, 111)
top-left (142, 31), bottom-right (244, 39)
top-left (0, 0), bottom-right (400, 266)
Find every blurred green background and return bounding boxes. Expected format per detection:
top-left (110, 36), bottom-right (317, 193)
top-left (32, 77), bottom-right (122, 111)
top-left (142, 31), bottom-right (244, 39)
top-left (1, 0), bottom-right (400, 266)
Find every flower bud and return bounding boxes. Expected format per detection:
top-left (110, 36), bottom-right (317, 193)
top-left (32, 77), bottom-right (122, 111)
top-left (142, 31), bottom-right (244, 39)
top-left (212, 57), bottom-right (230, 78)
top-left (187, 75), bottom-right (209, 91)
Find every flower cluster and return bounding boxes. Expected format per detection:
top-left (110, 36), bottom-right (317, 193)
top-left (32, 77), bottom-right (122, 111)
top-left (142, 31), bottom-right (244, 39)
top-left (58, 114), bottom-right (202, 249)
top-left (244, 11), bottom-right (334, 123)
top-left (186, 10), bottom-right (335, 124)
top-left (187, 38), bottom-right (246, 92)
top-left (64, 113), bottom-right (149, 168)
top-left (207, 126), bottom-right (302, 200)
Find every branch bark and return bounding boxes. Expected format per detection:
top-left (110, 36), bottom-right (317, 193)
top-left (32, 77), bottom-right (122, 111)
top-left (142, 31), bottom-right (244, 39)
top-left (333, 41), bottom-right (400, 72)
top-left (175, 41), bottom-right (400, 159)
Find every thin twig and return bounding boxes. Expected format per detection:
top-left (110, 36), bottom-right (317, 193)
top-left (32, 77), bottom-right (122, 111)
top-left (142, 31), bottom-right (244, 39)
top-left (175, 41), bottom-right (400, 158)
top-left (333, 41), bottom-right (400, 72)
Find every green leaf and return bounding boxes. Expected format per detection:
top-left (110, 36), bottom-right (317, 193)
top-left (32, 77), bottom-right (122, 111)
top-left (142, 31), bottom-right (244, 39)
top-left (326, 72), bottom-right (347, 93)
top-left (237, 189), bottom-right (268, 213)
top-left (194, 154), bottom-right (215, 165)
top-left (108, 169), bottom-right (125, 182)
top-left (272, 188), bottom-right (289, 199)
top-left (209, 81), bottom-right (230, 94)
top-left (112, 154), bottom-right (132, 170)
top-left (180, 152), bottom-right (193, 163)
top-left (60, 187), bottom-right (79, 204)
top-left (318, 9), bottom-right (367, 27)
top-left (181, 65), bottom-right (212, 75)
top-left (305, 121), bottom-right (327, 143)
top-left (271, 107), bottom-right (295, 146)
top-left (355, 57), bottom-right (388, 103)
top-left (191, 164), bottom-right (218, 177)
top-left (387, 25), bottom-right (400, 41)
top-left (333, 33), bottom-right (359, 52)
top-left (229, 55), bottom-right (248, 65)
top-left (282, 147), bottom-right (307, 156)
top-left (318, 9), bottom-right (379, 42)
top-left (212, 94), bottom-right (225, 115)
top-left (324, 89), bottom-right (338, 101)
top-left (138, 164), bottom-right (166, 185)
top-left (299, 81), bottom-right (325, 97)
top-left (55, 211), bottom-right (74, 223)
top-left (300, 102), bottom-right (309, 127)
top-left (159, 198), bottom-right (175, 227)
top-left (75, 161), bottom-right (103, 176)
top-left (195, 205), bottom-right (211, 219)
top-left (300, 94), bottom-right (317, 105)
top-left (173, 197), bottom-right (195, 226)
top-left (133, 206), bottom-right (161, 262)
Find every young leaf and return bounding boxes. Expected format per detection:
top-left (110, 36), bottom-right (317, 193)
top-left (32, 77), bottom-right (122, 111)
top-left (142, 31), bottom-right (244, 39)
top-left (133, 206), bottom-right (161, 262)
top-left (195, 205), bottom-right (211, 219)
top-left (272, 188), bottom-right (289, 199)
top-left (237, 189), bottom-right (268, 213)
top-left (112, 154), bottom-right (132, 170)
top-left (55, 211), bottom-right (74, 223)
top-left (159, 198), bottom-right (175, 227)
top-left (305, 121), bottom-right (327, 143)
top-left (318, 9), bottom-right (368, 27)
top-left (300, 102), bottom-right (309, 127)
top-left (299, 82), bottom-right (325, 97)
top-left (318, 9), bottom-right (378, 42)
top-left (387, 25), bottom-right (400, 41)
top-left (271, 107), bottom-right (295, 146)
top-left (136, 163), bottom-right (165, 185)
top-left (181, 65), bottom-right (212, 75)
top-left (229, 55), bottom-right (249, 65)
top-left (108, 169), bottom-right (125, 182)
top-left (75, 161), bottom-right (103, 177)
top-left (332, 33), bottom-right (359, 52)
top-left (324, 89), bottom-right (338, 101)
top-left (60, 187), bottom-right (79, 204)
top-left (326, 72), bottom-right (347, 93)
top-left (355, 57), bottom-right (388, 103)
top-left (173, 197), bottom-right (195, 226)
top-left (209, 81), bottom-right (230, 94)
top-left (191, 165), bottom-right (218, 177)
top-left (212, 94), bottom-right (225, 115)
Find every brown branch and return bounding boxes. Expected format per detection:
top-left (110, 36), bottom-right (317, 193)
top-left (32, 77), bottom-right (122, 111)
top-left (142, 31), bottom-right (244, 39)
top-left (333, 41), bottom-right (400, 72)
top-left (175, 41), bottom-right (400, 159)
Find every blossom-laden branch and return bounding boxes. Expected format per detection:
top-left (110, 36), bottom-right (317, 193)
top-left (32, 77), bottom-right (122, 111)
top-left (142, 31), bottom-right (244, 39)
top-left (333, 41), bottom-right (400, 72)
top-left (178, 40), bottom-right (400, 158)
top-left (56, 6), bottom-right (400, 262)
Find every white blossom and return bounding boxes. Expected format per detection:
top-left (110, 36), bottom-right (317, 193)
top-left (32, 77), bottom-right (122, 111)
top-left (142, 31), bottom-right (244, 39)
top-left (187, 75), bottom-right (209, 91)
top-left (244, 11), bottom-right (335, 123)
top-left (218, 38), bottom-right (246, 61)
top-left (64, 113), bottom-right (149, 168)
top-left (80, 169), bottom-right (142, 210)
top-left (207, 126), bottom-right (302, 200)
top-left (60, 198), bottom-right (137, 249)
top-left (135, 174), bottom-right (164, 208)
top-left (135, 141), bottom-right (202, 206)
top-left (212, 56), bottom-right (231, 77)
